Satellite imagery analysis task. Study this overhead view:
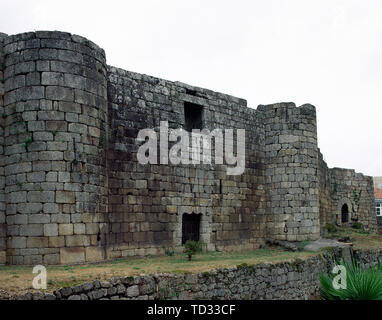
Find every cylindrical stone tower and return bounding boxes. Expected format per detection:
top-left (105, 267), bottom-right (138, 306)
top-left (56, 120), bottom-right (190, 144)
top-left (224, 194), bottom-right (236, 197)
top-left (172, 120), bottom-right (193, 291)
top-left (2, 31), bottom-right (108, 265)
top-left (259, 102), bottom-right (320, 241)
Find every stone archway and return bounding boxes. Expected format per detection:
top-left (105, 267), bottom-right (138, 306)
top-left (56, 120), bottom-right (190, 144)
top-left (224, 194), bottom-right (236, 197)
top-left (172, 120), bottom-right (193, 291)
top-left (337, 198), bottom-right (352, 225)
top-left (341, 203), bottom-right (349, 223)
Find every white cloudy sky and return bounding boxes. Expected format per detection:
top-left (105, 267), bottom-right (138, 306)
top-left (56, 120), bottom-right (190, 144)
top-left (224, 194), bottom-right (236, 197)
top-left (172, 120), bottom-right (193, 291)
top-left (1, 0), bottom-right (381, 176)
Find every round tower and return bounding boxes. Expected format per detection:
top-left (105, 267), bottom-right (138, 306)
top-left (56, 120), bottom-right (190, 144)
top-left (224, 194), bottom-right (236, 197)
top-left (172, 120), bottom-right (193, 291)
top-left (3, 31), bottom-right (108, 264)
top-left (259, 102), bottom-right (320, 242)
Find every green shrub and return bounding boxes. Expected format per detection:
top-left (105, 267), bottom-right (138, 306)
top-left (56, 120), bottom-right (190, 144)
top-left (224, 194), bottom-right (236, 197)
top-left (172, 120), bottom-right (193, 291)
top-left (326, 223), bottom-right (337, 233)
top-left (319, 260), bottom-right (382, 300)
top-left (183, 240), bottom-right (203, 261)
top-left (163, 246), bottom-right (174, 256)
top-left (352, 222), bottom-right (362, 230)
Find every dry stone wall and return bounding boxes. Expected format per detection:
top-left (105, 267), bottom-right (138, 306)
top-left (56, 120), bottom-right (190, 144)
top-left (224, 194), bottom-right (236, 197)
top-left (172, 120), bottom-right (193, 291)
top-left (1, 254), bottom-right (327, 300)
top-left (0, 30), bottom-right (377, 265)
top-left (2, 248), bottom-right (382, 300)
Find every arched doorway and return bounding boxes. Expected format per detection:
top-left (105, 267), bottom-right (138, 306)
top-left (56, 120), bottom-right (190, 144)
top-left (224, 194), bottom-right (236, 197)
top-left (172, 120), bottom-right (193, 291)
top-left (341, 204), bottom-right (349, 223)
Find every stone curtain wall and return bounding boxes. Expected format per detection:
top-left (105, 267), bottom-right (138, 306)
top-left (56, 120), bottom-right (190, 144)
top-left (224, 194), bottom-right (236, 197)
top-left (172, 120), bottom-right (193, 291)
top-left (259, 103), bottom-right (320, 241)
top-left (106, 66), bottom-right (267, 258)
top-left (0, 33), bottom-right (7, 264)
top-left (318, 154), bottom-right (377, 233)
top-left (318, 151), bottom-right (333, 233)
top-left (329, 168), bottom-right (377, 231)
top-left (2, 31), bottom-right (108, 265)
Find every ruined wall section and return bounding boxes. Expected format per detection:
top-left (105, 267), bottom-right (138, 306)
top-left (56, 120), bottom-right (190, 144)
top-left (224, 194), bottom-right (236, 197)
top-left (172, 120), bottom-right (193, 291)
top-left (318, 149), bottom-right (377, 233)
top-left (106, 66), bottom-right (267, 258)
top-left (328, 168), bottom-right (377, 232)
top-left (317, 150), bottom-right (333, 233)
top-left (0, 33), bottom-right (7, 264)
top-left (259, 103), bottom-right (320, 241)
top-left (2, 31), bottom-right (108, 265)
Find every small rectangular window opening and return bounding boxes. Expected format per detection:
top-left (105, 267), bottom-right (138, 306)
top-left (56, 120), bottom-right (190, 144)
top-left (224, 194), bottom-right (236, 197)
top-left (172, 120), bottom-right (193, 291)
top-left (182, 213), bottom-right (201, 245)
top-left (184, 102), bottom-right (203, 132)
top-left (185, 88), bottom-right (197, 96)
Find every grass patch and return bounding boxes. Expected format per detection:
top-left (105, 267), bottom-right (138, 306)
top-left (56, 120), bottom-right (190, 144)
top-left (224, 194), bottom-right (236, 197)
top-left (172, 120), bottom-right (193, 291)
top-left (297, 240), bottom-right (310, 251)
top-left (325, 226), bottom-right (382, 250)
top-left (0, 248), bottom-right (315, 294)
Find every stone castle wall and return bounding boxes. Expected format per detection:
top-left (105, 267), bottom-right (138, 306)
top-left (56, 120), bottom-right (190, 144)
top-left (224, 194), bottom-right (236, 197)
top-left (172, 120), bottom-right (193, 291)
top-left (0, 33), bottom-right (7, 264)
top-left (0, 30), bottom-right (377, 265)
top-left (318, 151), bottom-right (333, 232)
top-left (105, 66), bottom-right (267, 258)
top-left (318, 151), bottom-right (377, 233)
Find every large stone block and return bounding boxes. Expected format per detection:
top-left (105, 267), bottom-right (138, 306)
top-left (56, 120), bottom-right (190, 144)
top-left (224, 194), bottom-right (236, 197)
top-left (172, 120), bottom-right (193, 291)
top-left (27, 236), bottom-right (49, 248)
top-left (56, 191), bottom-right (75, 204)
top-left (44, 253), bottom-right (59, 265)
top-left (44, 223), bottom-right (58, 236)
top-left (48, 236), bottom-right (65, 248)
top-left (60, 247), bottom-right (85, 264)
top-left (46, 86), bottom-right (74, 102)
top-left (58, 224), bottom-right (73, 236)
top-left (85, 246), bottom-right (104, 262)
top-left (20, 224), bottom-right (44, 236)
top-left (10, 236), bottom-right (27, 249)
top-left (66, 235), bottom-right (90, 247)
top-left (27, 191), bottom-right (55, 203)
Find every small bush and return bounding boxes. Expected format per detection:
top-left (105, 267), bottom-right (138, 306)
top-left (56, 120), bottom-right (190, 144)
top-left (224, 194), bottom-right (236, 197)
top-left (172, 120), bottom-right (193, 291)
top-left (326, 223), bottom-right (337, 233)
top-left (183, 240), bottom-right (203, 261)
top-left (352, 222), bottom-right (362, 230)
top-left (163, 247), bottom-right (174, 256)
top-left (320, 260), bottom-right (382, 300)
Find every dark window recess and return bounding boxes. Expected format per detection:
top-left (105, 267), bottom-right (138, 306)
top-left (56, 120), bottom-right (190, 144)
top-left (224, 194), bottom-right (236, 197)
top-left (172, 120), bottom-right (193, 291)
top-left (185, 88), bottom-right (197, 96)
top-left (182, 213), bottom-right (201, 244)
top-left (184, 102), bottom-right (203, 131)
top-left (341, 204), bottom-right (349, 223)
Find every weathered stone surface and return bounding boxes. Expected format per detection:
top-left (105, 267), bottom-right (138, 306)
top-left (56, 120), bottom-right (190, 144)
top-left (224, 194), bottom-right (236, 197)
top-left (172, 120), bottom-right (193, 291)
top-left (0, 30), bottom-right (377, 267)
top-left (126, 285), bottom-right (139, 297)
top-left (85, 246), bottom-right (104, 262)
top-left (56, 191), bottom-right (75, 204)
top-left (60, 247), bottom-right (85, 264)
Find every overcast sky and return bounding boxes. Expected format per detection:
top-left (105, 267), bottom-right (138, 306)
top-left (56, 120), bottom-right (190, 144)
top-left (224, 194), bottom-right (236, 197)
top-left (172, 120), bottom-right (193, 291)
top-left (1, 0), bottom-right (381, 176)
